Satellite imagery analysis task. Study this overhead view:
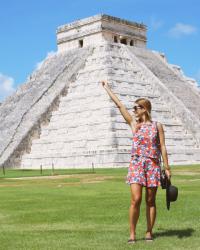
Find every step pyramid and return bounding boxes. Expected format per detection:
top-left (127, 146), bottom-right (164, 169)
top-left (0, 14), bottom-right (200, 169)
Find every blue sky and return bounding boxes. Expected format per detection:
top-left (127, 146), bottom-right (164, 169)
top-left (0, 0), bottom-right (199, 101)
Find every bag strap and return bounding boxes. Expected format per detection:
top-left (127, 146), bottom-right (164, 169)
top-left (156, 122), bottom-right (164, 170)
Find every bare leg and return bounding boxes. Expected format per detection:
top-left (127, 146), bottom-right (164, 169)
top-left (145, 187), bottom-right (157, 238)
top-left (129, 184), bottom-right (143, 240)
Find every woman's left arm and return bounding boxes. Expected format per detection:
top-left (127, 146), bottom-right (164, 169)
top-left (157, 123), bottom-right (171, 179)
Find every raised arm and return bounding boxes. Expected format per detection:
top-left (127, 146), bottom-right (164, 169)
top-left (102, 80), bottom-right (136, 130)
top-left (157, 122), bottom-right (171, 179)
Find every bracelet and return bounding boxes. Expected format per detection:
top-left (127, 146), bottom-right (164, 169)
top-left (165, 168), bottom-right (170, 171)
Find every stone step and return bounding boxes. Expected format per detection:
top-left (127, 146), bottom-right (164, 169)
top-left (33, 131), bottom-right (195, 146)
top-left (0, 47), bottom-right (94, 168)
top-left (129, 47), bottom-right (200, 120)
top-left (22, 147), bottom-right (200, 169)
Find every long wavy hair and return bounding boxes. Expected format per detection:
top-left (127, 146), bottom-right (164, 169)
top-left (135, 98), bottom-right (152, 122)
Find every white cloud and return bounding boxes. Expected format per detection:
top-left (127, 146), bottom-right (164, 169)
top-left (168, 23), bottom-right (197, 38)
top-left (0, 73), bottom-right (15, 102)
top-left (150, 16), bottom-right (163, 30)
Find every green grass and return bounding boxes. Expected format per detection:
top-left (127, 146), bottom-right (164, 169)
top-left (0, 168), bottom-right (96, 178)
top-left (0, 165), bottom-right (200, 250)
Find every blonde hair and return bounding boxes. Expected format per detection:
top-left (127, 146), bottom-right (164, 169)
top-left (135, 98), bottom-right (152, 121)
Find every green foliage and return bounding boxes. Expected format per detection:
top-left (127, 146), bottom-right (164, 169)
top-left (0, 166), bottom-right (200, 249)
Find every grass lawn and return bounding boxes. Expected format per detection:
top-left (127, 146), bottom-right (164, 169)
top-left (0, 165), bottom-right (200, 250)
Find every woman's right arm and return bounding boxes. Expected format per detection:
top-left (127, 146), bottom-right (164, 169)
top-left (157, 123), bottom-right (171, 179)
top-left (102, 80), bottom-right (136, 130)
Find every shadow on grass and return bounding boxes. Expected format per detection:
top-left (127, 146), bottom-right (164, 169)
top-left (154, 228), bottom-right (195, 239)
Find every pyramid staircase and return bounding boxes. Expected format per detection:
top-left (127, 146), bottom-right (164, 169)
top-left (129, 47), bottom-right (200, 120)
top-left (19, 43), bottom-right (200, 168)
top-left (0, 47), bottom-right (93, 168)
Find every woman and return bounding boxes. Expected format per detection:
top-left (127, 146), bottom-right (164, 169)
top-left (102, 80), bottom-right (171, 243)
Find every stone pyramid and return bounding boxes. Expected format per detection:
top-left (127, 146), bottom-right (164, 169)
top-left (0, 14), bottom-right (200, 169)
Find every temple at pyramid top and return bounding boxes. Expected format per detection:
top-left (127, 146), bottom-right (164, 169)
top-left (56, 14), bottom-right (147, 51)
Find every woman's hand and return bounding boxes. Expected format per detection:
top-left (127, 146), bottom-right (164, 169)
top-left (102, 80), bottom-right (109, 88)
top-left (165, 169), bottom-right (171, 180)
top-left (101, 79), bottom-right (133, 127)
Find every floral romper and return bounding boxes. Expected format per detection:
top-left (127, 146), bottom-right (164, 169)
top-left (126, 121), bottom-right (161, 187)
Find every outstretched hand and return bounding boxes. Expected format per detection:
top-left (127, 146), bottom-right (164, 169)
top-left (101, 80), bottom-right (109, 88)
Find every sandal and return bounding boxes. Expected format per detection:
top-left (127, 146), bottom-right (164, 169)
top-left (145, 237), bottom-right (153, 242)
top-left (145, 231), bottom-right (153, 242)
top-left (128, 239), bottom-right (136, 244)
